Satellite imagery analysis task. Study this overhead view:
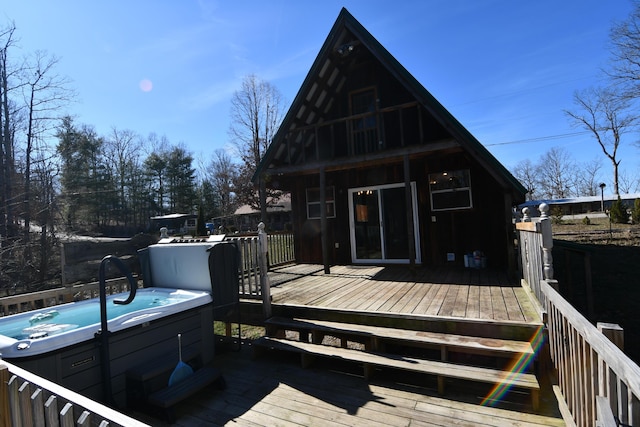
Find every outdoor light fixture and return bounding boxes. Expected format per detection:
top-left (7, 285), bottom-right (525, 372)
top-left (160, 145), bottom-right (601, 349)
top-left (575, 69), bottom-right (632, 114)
top-left (599, 182), bottom-right (606, 212)
top-left (337, 43), bottom-right (354, 56)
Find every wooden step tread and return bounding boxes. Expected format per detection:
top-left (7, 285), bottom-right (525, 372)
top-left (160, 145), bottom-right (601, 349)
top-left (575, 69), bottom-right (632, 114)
top-left (255, 336), bottom-right (539, 391)
top-left (266, 317), bottom-right (534, 356)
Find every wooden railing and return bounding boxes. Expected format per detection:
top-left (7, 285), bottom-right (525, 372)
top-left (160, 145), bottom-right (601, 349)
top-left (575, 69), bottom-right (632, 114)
top-left (224, 228), bottom-right (294, 299)
top-left (516, 203), bottom-right (555, 314)
top-left (0, 277), bottom-right (135, 317)
top-left (544, 279), bottom-right (639, 427)
top-left (1, 228), bottom-right (294, 313)
top-left (517, 203), bottom-right (637, 426)
top-left (0, 360), bottom-right (148, 427)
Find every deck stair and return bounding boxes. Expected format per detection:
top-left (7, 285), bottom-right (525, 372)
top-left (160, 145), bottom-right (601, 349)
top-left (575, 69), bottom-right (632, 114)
top-left (254, 316), bottom-right (540, 409)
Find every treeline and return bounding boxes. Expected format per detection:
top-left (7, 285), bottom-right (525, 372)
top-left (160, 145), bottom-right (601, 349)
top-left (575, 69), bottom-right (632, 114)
top-left (56, 116), bottom-right (211, 235)
top-left (511, 146), bottom-right (640, 201)
top-left (0, 20), bottom-right (282, 290)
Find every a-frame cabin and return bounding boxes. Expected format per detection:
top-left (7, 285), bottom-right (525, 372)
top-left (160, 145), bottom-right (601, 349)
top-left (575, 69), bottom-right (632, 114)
top-left (254, 8), bottom-right (526, 273)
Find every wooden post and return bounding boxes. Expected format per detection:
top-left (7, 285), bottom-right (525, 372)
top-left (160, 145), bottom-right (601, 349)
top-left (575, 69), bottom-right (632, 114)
top-left (403, 154), bottom-right (416, 269)
top-left (539, 203), bottom-right (554, 280)
top-left (0, 364), bottom-right (10, 427)
top-left (598, 322), bottom-right (624, 351)
top-left (319, 167), bottom-right (330, 274)
top-left (258, 223), bottom-right (272, 319)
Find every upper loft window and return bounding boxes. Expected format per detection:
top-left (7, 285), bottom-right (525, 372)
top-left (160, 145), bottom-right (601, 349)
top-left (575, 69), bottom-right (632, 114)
top-left (429, 170), bottom-right (473, 211)
top-left (350, 88), bottom-right (378, 154)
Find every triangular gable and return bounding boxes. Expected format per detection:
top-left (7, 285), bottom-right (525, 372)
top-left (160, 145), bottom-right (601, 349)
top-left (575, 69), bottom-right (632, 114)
top-left (255, 8), bottom-right (525, 196)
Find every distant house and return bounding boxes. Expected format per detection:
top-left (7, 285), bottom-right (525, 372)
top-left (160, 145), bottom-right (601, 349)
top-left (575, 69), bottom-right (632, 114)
top-left (211, 194), bottom-right (292, 233)
top-left (253, 8), bottom-right (526, 271)
top-left (150, 213), bottom-right (198, 235)
top-left (520, 193), bottom-right (640, 217)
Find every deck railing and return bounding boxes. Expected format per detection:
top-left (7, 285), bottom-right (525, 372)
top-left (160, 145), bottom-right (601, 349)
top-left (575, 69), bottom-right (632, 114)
top-left (517, 203), bottom-right (637, 426)
top-left (543, 279), bottom-right (639, 427)
top-left (516, 203), bottom-right (555, 313)
top-left (224, 227), bottom-right (294, 299)
top-left (0, 360), bottom-right (148, 427)
top-left (0, 227), bottom-right (294, 314)
top-left (0, 277), bottom-right (134, 317)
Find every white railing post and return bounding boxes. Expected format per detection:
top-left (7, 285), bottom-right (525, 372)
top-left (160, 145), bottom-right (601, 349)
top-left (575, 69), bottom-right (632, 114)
top-left (539, 203), bottom-right (554, 281)
top-left (258, 223), bottom-right (272, 318)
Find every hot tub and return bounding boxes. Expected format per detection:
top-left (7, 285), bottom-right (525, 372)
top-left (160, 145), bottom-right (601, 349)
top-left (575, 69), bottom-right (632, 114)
top-left (0, 287), bottom-right (212, 358)
top-left (0, 236), bottom-right (225, 408)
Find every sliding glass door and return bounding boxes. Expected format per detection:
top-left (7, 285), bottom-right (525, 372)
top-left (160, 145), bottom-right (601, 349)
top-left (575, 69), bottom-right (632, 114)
top-left (348, 183), bottom-right (421, 264)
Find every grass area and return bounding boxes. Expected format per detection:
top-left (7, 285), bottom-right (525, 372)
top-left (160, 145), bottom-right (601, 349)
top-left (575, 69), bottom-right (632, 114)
top-left (214, 321), bottom-right (265, 340)
top-left (552, 216), bottom-right (640, 246)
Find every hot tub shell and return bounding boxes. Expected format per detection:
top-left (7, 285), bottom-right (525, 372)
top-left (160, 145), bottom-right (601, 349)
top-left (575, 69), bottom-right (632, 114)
top-left (0, 237), bottom-right (223, 408)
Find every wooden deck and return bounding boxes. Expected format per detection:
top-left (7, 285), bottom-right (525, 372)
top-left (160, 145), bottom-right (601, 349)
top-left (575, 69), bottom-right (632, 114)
top-left (123, 264), bottom-right (564, 426)
top-left (128, 339), bottom-right (564, 426)
top-left (268, 264), bottom-right (541, 324)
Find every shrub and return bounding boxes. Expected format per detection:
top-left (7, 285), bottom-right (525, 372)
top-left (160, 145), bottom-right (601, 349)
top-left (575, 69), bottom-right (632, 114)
top-left (582, 216), bottom-right (591, 225)
top-left (632, 199), bottom-right (640, 225)
top-left (550, 206), bottom-right (564, 224)
top-left (609, 197), bottom-right (629, 224)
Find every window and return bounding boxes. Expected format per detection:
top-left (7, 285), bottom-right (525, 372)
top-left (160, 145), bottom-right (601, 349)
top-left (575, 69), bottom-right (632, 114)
top-left (306, 187), bottom-right (336, 219)
top-left (350, 88), bottom-right (378, 154)
top-left (429, 170), bottom-right (472, 211)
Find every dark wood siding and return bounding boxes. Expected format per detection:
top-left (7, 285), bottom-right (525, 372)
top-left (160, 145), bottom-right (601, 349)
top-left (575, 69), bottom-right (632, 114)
top-left (283, 151), bottom-right (514, 269)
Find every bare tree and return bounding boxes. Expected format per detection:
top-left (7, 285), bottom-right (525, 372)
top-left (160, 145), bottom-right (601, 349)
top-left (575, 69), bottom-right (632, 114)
top-left (207, 149), bottom-right (238, 217)
top-left (511, 159), bottom-right (539, 200)
top-left (105, 127), bottom-right (141, 227)
top-left (619, 169), bottom-right (640, 194)
top-left (576, 158), bottom-right (603, 197)
top-left (20, 50), bottom-right (73, 261)
top-left (228, 74), bottom-right (285, 221)
top-left (565, 87), bottom-right (636, 195)
top-left (537, 147), bottom-right (578, 199)
top-left (0, 23), bottom-right (19, 245)
top-left (608, 3), bottom-right (640, 100)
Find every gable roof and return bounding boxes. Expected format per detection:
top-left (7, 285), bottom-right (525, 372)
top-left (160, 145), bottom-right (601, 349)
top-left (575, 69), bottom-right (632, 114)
top-left (254, 8), bottom-right (526, 196)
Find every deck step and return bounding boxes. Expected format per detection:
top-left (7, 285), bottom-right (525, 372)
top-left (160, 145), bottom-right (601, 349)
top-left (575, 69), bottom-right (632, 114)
top-left (254, 336), bottom-right (540, 409)
top-left (265, 316), bottom-right (535, 357)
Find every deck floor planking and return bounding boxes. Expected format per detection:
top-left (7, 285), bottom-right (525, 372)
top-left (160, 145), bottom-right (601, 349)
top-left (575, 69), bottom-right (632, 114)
top-left (268, 265), bottom-right (541, 324)
top-left (136, 340), bottom-right (565, 427)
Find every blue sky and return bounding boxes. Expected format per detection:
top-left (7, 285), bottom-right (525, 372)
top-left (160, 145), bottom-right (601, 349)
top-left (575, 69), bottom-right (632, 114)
top-left (3, 1), bottom-right (637, 193)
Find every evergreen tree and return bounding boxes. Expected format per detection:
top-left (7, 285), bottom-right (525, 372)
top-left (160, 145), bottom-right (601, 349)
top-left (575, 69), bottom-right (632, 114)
top-left (609, 197), bottom-right (628, 224)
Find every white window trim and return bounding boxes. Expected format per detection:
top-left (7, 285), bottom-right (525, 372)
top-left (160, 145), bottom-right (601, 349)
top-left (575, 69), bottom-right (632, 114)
top-left (306, 187), bottom-right (336, 219)
top-left (429, 170), bottom-right (473, 211)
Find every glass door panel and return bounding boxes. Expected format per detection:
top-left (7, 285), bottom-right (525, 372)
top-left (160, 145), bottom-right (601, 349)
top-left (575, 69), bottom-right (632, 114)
top-left (382, 186), bottom-right (409, 259)
top-left (352, 190), bottom-right (382, 260)
top-left (349, 183), bottom-right (421, 264)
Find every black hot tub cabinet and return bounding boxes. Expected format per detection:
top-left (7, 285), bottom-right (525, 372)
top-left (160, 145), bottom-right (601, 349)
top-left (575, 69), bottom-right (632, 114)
top-left (0, 236), bottom-right (224, 408)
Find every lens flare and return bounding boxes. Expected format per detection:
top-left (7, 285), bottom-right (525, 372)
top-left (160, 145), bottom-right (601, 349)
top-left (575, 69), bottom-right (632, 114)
top-left (139, 79), bottom-right (153, 92)
top-left (480, 325), bottom-right (545, 407)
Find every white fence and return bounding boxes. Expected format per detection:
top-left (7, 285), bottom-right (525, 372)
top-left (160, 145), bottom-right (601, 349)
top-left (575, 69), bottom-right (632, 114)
top-left (0, 361), bottom-right (148, 427)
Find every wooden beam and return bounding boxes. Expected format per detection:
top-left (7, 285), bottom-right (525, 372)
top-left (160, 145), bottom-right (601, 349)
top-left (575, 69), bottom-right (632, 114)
top-left (265, 139), bottom-right (460, 177)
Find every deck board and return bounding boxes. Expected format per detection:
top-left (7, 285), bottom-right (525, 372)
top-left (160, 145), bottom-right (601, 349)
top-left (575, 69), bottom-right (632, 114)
top-left (267, 265), bottom-right (541, 324)
top-left (134, 340), bottom-right (565, 427)
top-left (155, 264), bottom-right (559, 427)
